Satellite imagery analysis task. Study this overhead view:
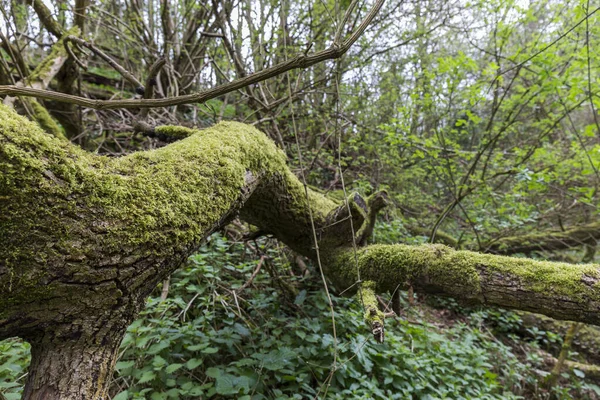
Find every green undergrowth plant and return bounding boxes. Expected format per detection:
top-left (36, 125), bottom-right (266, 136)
top-left (0, 339), bottom-right (30, 400)
top-left (0, 233), bottom-right (597, 399)
top-left (104, 234), bottom-right (592, 399)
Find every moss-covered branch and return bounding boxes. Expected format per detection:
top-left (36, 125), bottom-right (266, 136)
top-left (357, 191), bottom-right (388, 245)
top-left (27, 99), bottom-right (66, 139)
top-left (28, 0), bottom-right (65, 38)
top-left (357, 281), bottom-right (386, 342)
top-left (328, 244), bottom-right (600, 325)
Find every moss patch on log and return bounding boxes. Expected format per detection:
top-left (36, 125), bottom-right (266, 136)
top-left (28, 99), bottom-right (66, 139)
top-left (329, 244), bottom-right (600, 305)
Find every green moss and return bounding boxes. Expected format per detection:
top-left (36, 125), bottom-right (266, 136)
top-left (330, 243), bottom-right (600, 304)
top-left (28, 99), bottom-right (66, 139)
top-left (0, 104), bottom-right (297, 318)
top-left (154, 125), bottom-right (196, 140)
top-left (475, 251), bottom-right (600, 300)
top-left (358, 281), bottom-right (385, 328)
top-left (95, 121), bottom-right (289, 250)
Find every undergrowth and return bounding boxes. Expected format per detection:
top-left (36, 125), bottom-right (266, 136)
top-left (1, 233), bottom-right (598, 399)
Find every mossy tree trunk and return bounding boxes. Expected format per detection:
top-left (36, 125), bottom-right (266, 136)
top-left (1, 104), bottom-right (600, 398)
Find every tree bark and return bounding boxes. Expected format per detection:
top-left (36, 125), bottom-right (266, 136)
top-left (22, 321), bottom-right (126, 399)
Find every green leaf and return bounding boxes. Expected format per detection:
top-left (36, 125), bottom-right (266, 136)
top-left (148, 341), bottom-right (170, 354)
top-left (165, 363), bottom-right (184, 373)
top-left (113, 390), bottom-right (129, 400)
top-left (186, 358), bottom-right (203, 369)
top-left (152, 355), bottom-right (167, 368)
top-left (115, 360), bottom-right (135, 370)
top-left (253, 348), bottom-right (296, 371)
top-left (187, 344), bottom-right (208, 351)
top-left (573, 369), bottom-right (585, 378)
top-left (294, 290), bottom-right (307, 305)
top-left (201, 347), bottom-right (219, 354)
top-left (205, 367), bottom-right (221, 379)
top-left (215, 373), bottom-right (237, 395)
top-left (233, 323), bottom-right (250, 337)
top-left (150, 392), bottom-right (167, 400)
top-left (138, 370), bottom-right (156, 384)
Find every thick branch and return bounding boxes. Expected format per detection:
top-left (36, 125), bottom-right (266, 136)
top-left (74, 0), bottom-right (90, 33)
top-left (357, 191), bottom-right (388, 245)
top-left (0, 107), bottom-right (278, 341)
top-left (27, 0), bottom-right (65, 38)
top-left (328, 244), bottom-right (600, 325)
top-left (487, 222), bottom-right (600, 255)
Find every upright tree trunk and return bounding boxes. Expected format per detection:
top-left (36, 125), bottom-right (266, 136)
top-left (23, 324), bottom-right (125, 399)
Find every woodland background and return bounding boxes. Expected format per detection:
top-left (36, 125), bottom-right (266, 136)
top-left (2, 0), bottom-right (600, 398)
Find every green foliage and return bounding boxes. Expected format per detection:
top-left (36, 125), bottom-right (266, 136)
top-left (111, 234), bottom-right (535, 399)
top-left (0, 339), bottom-right (30, 400)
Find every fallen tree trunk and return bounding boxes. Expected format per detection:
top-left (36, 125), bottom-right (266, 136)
top-left (485, 223), bottom-right (600, 255)
top-left (1, 105), bottom-right (599, 398)
top-left (519, 312), bottom-right (600, 364)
